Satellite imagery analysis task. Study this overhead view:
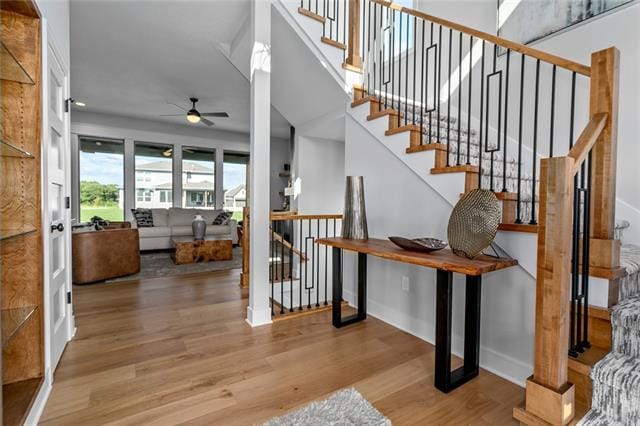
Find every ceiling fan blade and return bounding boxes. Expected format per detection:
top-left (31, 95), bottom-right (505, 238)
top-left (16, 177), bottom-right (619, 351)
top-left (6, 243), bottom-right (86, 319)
top-left (200, 117), bottom-right (215, 126)
top-left (200, 112), bottom-right (229, 118)
top-left (168, 102), bottom-right (187, 111)
top-left (159, 114), bottom-right (184, 117)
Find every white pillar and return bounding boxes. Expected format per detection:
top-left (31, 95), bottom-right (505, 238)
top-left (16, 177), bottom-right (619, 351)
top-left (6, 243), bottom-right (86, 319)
top-left (215, 148), bottom-right (224, 209)
top-left (247, 0), bottom-right (272, 327)
top-left (124, 138), bottom-right (135, 219)
top-left (173, 144), bottom-right (182, 208)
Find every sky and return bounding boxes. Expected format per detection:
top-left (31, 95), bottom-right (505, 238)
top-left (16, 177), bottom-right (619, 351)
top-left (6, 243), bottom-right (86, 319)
top-left (79, 151), bottom-right (247, 191)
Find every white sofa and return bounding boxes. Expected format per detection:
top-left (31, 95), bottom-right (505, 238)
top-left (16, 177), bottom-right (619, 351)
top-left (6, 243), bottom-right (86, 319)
top-left (130, 208), bottom-right (238, 251)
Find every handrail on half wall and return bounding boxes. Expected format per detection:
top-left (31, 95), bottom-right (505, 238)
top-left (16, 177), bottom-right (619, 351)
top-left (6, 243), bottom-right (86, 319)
top-left (369, 0), bottom-right (591, 76)
top-left (567, 112), bottom-right (608, 174)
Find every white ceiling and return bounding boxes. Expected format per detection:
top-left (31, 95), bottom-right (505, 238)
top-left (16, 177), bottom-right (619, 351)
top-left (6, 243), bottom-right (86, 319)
top-left (69, 0), bottom-right (291, 138)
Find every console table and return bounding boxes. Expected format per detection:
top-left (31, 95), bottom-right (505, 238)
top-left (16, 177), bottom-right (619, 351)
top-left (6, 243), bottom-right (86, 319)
top-left (316, 237), bottom-right (518, 393)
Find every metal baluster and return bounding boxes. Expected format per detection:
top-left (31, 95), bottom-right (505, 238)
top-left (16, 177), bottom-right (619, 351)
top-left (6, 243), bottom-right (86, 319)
top-left (412, 16), bottom-right (417, 126)
top-left (289, 220), bottom-right (294, 312)
top-left (502, 48), bottom-right (510, 192)
top-left (404, 13), bottom-right (410, 127)
top-left (428, 22), bottom-right (434, 144)
top-left (570, 172), bottom-right (580, 356)
top-left (488, 43), bottom-right (498, 191)
top-left (308, 220), bottom-right (312, 309)
top-left (280, 221), bottom-right (284, 314)
top-left (456, 31), bottom-right (462, 166)
top-left (446, 28), bottom-right (452, 165)
top-left (530, 59), bottom-right (540, 225)
top-left (270, 220), bottom-right (274, 316)
top-left (478, 40), bottom-right (485, 188)
top-left (299, 219), bottom-right (303, 310)
top-left (367, 0), bottom-right (371, 94)
top-left (343, 0), bottom-right (346, 62)
top-left (436, 25), bottom-right (442, 143)
top-left (324, 219), bottom-right (328, 305)
top-left (549, 65), bottom-right (556, 157)
top-left (419, 19), bottom-right (425, 140)
top-left (581, 152), bottom-right (592, 350)
top-left (466, 35), bottom-right (473, 164)
top-left (515, 54), bottom-right (525, 223)
top-left (316, 220), bottom-right (320, 307)
top-left (397, 11), bottom-right (403, 127)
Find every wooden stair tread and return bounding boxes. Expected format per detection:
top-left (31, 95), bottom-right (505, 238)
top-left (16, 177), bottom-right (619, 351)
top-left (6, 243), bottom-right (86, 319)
top-left (430, 164), bottom-right (479, 174)
top-left (351, 95), bottom-right (380, 108)
top-left (321, 36), bottom-right (346, 50)
top-left (367, 108), bottom-right (402, 121)
top-left (406, 143), bottom-right (448, 154)
top-left (297, 7), bottom-right (326, 23)
top-left (568, 345), bottom-right (609, 376)
top-left (342, 62), bottom-right (364, 73)
top-left (498, 223), bottom-right (538, 233)
top-left (385, 124), bottom-right (421, 136)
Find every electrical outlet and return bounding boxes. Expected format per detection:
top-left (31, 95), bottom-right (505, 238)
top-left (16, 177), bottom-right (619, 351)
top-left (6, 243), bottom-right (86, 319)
top-left (401, 276), bottom-right (410, 292)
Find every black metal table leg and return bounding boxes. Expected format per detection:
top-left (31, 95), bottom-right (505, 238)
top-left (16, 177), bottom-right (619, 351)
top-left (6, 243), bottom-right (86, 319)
top-left (434, 271), bottom-right (482, 393)
top-left (332, 248), bottom-right (367, 328)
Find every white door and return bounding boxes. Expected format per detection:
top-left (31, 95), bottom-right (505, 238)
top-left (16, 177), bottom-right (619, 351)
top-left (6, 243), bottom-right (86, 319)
top-left (45, 39), bottom-right (73, 369)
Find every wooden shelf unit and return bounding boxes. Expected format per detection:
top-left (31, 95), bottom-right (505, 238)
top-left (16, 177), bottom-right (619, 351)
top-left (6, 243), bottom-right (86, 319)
top-left (1, 1), bottom-right (45, 424)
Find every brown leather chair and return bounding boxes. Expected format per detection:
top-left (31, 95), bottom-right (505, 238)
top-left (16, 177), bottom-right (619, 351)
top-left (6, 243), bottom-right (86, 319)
top-left (72, 227), bottom-right (140, 284)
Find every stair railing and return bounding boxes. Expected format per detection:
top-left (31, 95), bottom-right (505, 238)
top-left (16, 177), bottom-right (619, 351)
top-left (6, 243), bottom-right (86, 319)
top-left (269, 213), bottom-right (343, 319)
top-left (332, 1), bottom-right (620, 424)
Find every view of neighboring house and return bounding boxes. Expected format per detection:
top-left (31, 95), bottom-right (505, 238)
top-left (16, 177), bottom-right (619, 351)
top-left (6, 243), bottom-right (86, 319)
top-left (224, 184), bottom-right (246, 212)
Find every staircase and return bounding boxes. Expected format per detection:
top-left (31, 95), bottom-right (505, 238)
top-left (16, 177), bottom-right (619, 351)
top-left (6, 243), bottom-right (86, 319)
top-left (288, 0), bottom-right (630, 423)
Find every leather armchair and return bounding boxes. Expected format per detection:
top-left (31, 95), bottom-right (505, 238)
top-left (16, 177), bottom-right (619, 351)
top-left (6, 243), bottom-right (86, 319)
top-left (72, 228), bottom-right (140, 284)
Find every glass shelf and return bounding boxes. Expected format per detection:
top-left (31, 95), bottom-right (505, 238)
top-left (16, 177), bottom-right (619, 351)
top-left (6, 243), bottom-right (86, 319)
top-left (0, 226), bottom-right (37, 241)
top-left (2, 306), bottom-right (37, 348)
top-left (1, 138), bottom-right (34, 158)
top-left (0, 41), bottom-right (35, 85)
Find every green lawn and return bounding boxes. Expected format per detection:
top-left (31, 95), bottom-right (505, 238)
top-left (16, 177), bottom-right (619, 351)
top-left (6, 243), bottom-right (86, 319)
top-left (80, 206), bottom-right (124, 222)
top-left (231, 211), bottom-right (243, 222)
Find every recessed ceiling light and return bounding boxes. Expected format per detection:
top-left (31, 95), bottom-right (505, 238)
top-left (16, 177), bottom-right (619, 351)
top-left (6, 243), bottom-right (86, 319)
top-left (75, 101), bottom-right (86, 107)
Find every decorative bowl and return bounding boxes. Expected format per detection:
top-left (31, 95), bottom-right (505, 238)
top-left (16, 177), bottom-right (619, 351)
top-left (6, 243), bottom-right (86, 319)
top-left (388, 236), bottom-right (447, 253)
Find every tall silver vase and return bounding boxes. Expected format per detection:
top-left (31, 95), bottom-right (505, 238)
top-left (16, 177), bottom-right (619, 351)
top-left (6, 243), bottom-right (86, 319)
top-left (342, 176), bottom-right (368, 240)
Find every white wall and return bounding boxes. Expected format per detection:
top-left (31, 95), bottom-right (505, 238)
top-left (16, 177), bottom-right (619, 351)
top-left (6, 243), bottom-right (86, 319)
top-left (345, 115), bottom-right (534, 385)
top-left (271, 136), bottom-right (291, 210)
top-left (292, 136), bottom-right (346, 215)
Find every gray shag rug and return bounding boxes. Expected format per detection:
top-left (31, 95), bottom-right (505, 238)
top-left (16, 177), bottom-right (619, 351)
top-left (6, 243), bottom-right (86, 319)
top-left (106, 246), bottom-right (242, 283)
top-left (264, 388), bottom-right (391, 426)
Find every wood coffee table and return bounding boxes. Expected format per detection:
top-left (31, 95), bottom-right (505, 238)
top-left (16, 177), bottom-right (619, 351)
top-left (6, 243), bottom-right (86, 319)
top-left (171, 236), bottom-right (233, 265)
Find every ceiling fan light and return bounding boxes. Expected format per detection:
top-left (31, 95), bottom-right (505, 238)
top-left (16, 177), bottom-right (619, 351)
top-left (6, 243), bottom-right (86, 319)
top-left (187, 110), bottom-right (201, 123)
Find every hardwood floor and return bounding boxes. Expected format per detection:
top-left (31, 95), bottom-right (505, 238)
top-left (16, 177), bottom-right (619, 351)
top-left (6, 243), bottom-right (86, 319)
top-left (40, 269), bottom-right (524, 425)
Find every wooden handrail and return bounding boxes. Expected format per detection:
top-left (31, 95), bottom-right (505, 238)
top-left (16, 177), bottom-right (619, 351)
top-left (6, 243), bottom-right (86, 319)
top-left (370, 0), bottom-right (591, 76)
top-left (270, 229), bottom-right (308, 262)
top-left (567, 113), bottom-right (608, 174)
top-left (270, 213), bottom-right (343, 221)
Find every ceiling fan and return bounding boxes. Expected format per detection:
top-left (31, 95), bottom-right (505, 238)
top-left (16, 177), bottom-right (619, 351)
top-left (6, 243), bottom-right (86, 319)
top-left (161, 97), bottom-right (229, 126)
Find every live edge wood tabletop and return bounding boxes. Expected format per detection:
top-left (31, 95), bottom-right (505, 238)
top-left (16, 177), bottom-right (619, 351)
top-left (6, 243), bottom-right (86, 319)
top-left (316, 237), bottom-right (518, 275)
top-left (316, 237), bottom-right (518, 394)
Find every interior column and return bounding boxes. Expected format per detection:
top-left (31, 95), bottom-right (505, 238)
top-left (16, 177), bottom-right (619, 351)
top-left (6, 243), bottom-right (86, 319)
top-left (246, 0), bottom-right (272, 327)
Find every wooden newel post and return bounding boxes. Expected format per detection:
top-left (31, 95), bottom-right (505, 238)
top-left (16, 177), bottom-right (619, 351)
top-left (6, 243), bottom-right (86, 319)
top-left (346, 0), bottom-right (362, 69)
top-left (588, 47), bottom-right (620, 269)
top-left (517, 157), bottom-right (576, 425)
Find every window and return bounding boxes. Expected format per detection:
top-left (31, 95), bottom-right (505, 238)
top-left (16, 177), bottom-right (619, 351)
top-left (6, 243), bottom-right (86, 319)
top-left (79, 137), bottom-right (124, 222)
top-left (223, 151), bottom-right (249, 221)
top-left (135, 142), bottom-right (173, 208)
top-left (182, 146), bottom-right (215, 209)
top-left (381, 0), bottom-right (414, 58)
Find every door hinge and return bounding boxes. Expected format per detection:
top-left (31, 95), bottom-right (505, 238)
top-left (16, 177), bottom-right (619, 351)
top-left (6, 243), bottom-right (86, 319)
top-left (65, 196), bottom-right (70, 209)
top-left (67, 291), bottom-right (72, 304)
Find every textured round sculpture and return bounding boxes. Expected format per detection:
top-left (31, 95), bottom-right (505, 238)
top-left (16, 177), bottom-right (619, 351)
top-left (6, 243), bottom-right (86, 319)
top-left (447, 189), bottom-right (500, 259)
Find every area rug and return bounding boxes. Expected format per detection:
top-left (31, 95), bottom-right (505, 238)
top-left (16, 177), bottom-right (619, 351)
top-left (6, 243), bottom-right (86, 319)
top-left (264, 388), bottom-right (391, 426)
top-left (106, 246), bottom-right (243, 283)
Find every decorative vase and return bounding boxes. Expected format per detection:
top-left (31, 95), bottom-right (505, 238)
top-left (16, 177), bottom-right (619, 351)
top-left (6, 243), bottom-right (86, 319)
top-left (342, 176), bottom-right (368, 240)
top-left (192, 214), bottom-right (207, 240)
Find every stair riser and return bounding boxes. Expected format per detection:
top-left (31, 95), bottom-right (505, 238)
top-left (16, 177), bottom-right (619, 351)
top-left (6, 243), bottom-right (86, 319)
top-left (613, 326), bottom-right (640, 358)
top-left (591, 383), bottom-right (640, 423)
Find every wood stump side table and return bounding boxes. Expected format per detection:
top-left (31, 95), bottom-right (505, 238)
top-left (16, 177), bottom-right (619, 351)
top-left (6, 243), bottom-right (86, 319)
top-left (171, 236), bottom-right (233, 265)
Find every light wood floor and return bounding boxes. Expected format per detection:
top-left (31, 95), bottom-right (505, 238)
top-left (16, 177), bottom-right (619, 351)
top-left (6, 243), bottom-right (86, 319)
top-left (40, 269), bottom-right (524, 425)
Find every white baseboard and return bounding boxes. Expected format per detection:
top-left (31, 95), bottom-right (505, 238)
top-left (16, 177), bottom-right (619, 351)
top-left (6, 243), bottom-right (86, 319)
top-left (344, 289), bottom-right (531, 388)
top-left (246, 306), bottom-right (273, 327)
top-left (24, 372), bottom-right (52, 425)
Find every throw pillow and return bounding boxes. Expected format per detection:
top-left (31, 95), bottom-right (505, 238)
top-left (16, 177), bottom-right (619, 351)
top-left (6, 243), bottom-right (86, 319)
top-left (212, 211), bottom-right (232, 226)
top-left (131, 208), bottom-right (154, 227)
